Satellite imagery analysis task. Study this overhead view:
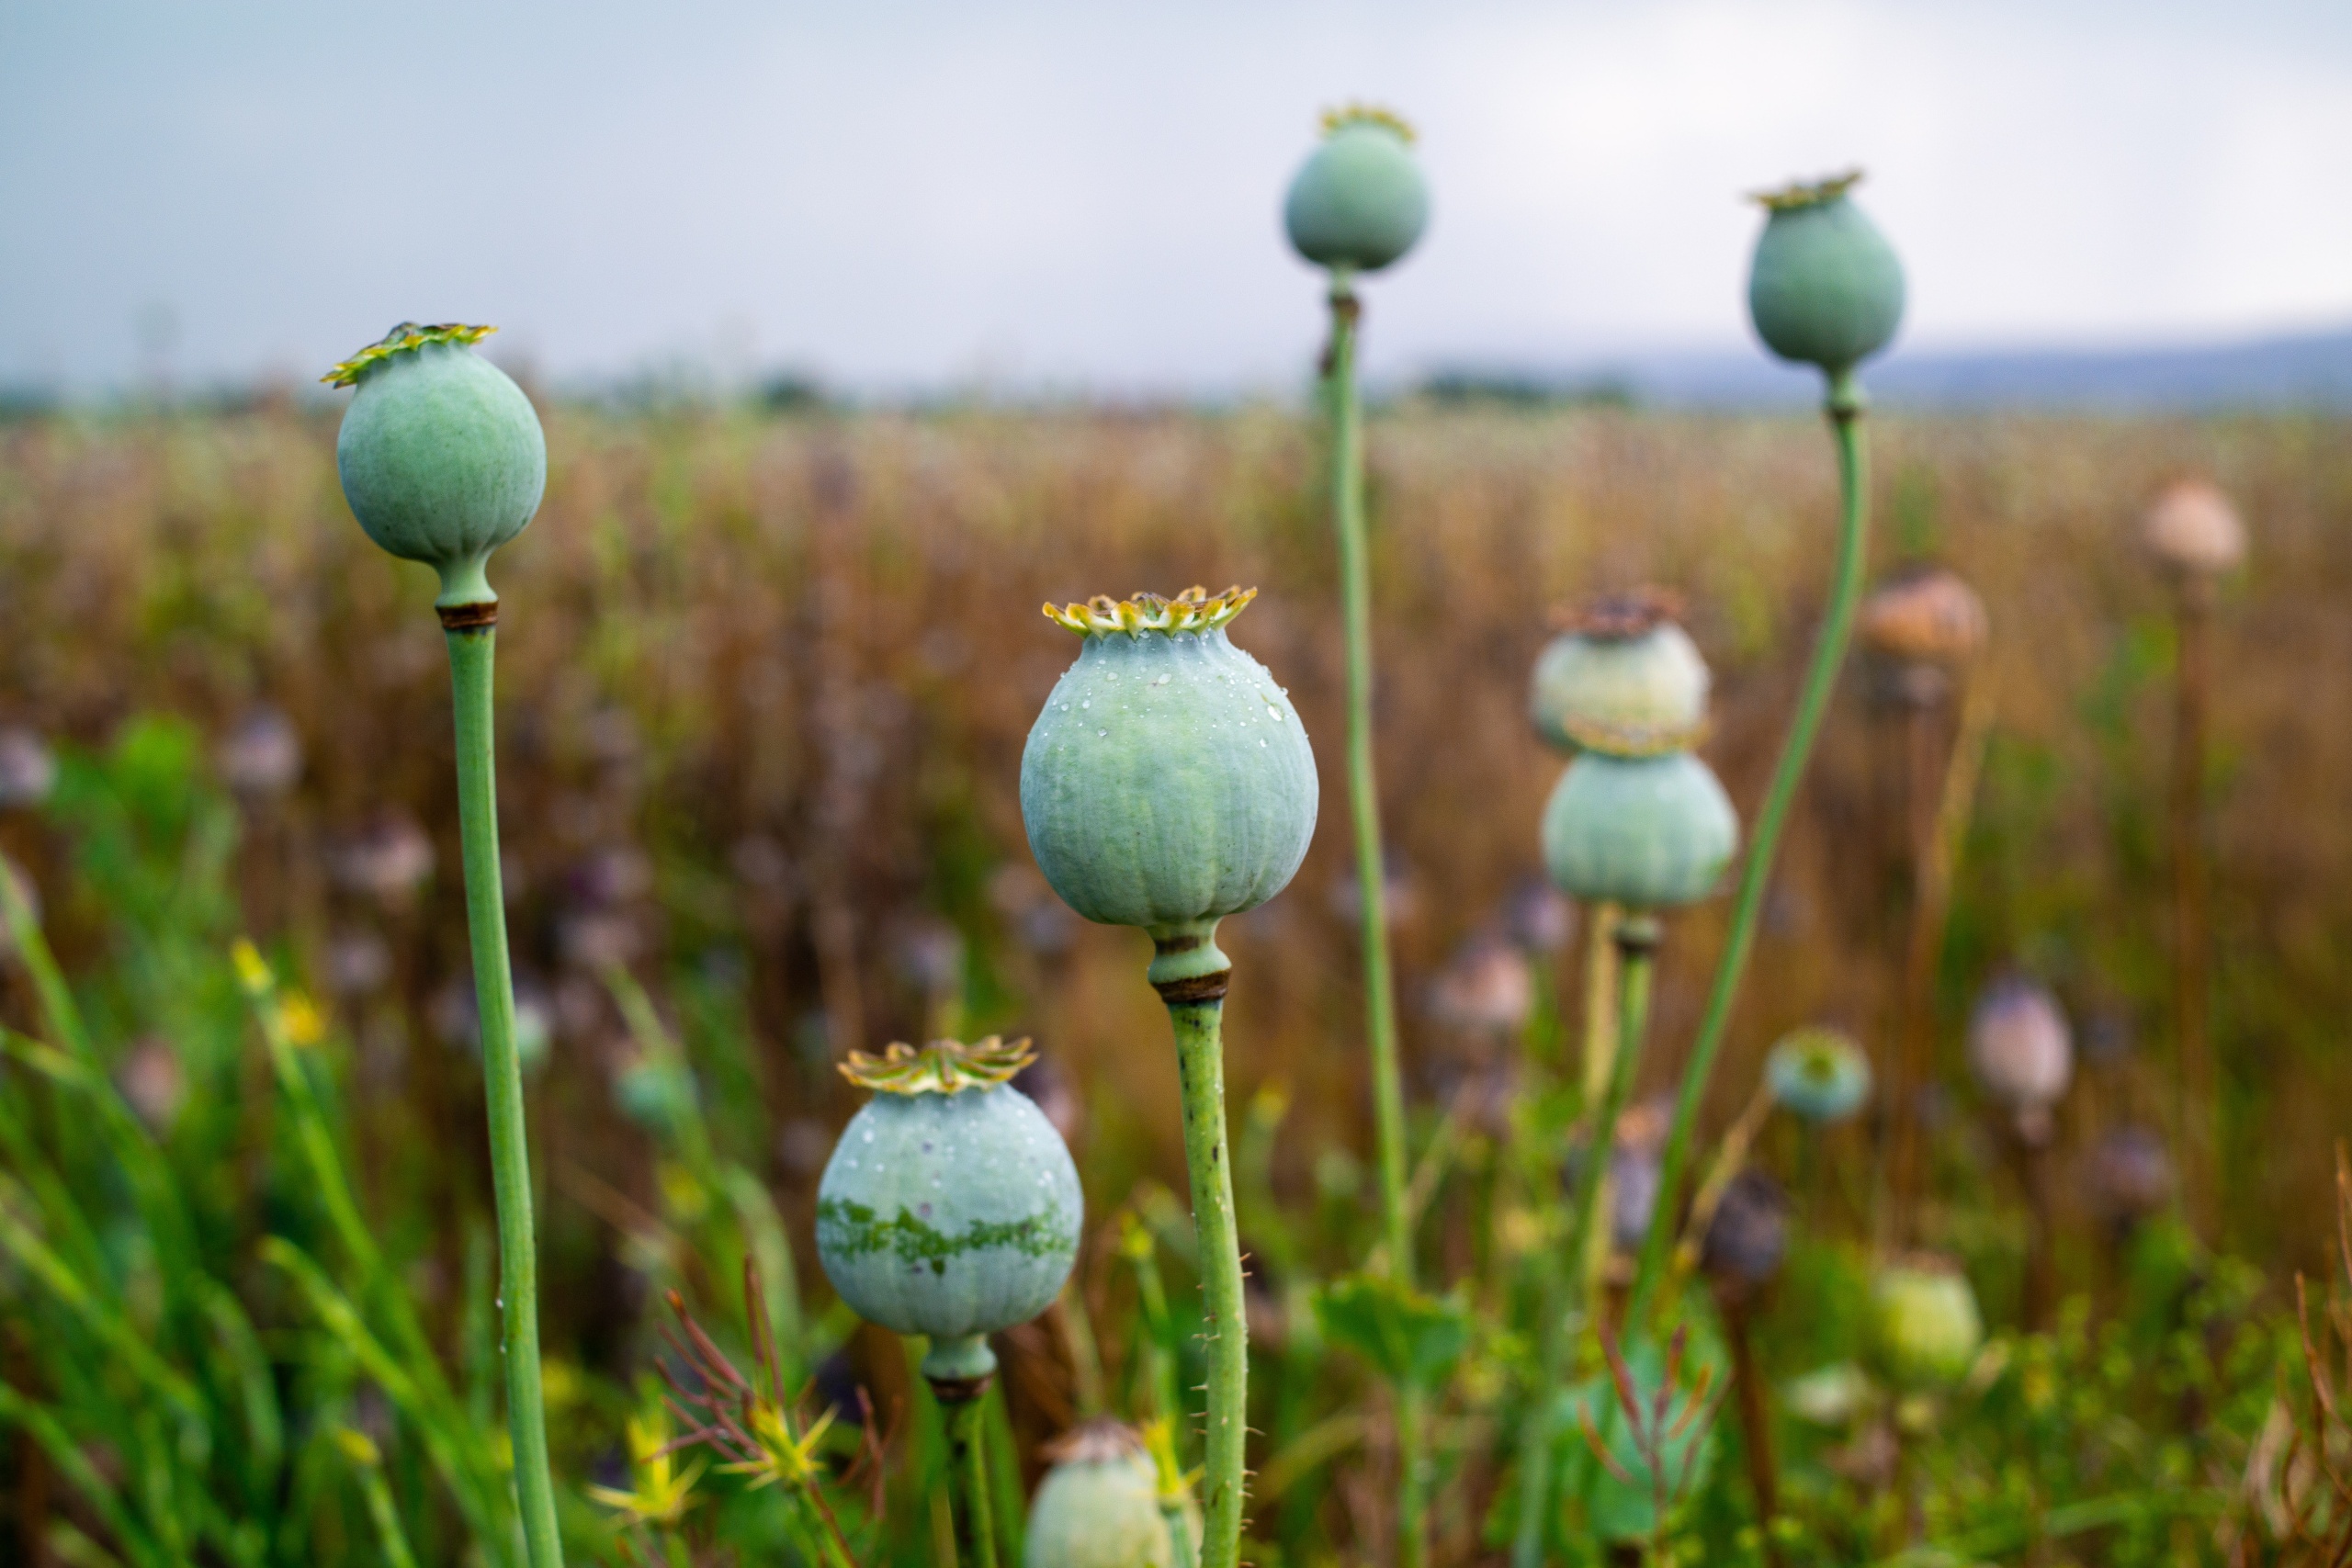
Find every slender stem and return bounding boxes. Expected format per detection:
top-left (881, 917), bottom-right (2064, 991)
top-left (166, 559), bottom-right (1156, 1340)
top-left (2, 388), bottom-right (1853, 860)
top-left (2169, 581), bottom-right (2217, 1234)
top-left (1150, 921), bottom-right (1248, 1568)
top-left (1324, 273), bottom-right (1428, 1568)
top-left (1718, 1289), bottom-right (1781, 1566)
top-left (1323, 279), bottom-right (1412, 1279)
top-left (1510, 919), bottom-right (1659, 1568)
top-left (1629, 376), bottom-right (1873, 1323)
top-left (938, 1392), bottom-right (999, 1568)
top-left (444, 618), bottom-right (564, 1568)
top-left (1578, 903), bottom-right (1623, 1299)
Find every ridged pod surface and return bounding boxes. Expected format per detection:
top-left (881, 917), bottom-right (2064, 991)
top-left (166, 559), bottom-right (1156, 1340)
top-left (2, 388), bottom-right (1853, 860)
top-left (331, 324), bottom-right (547, 606)
top-left (1529, 621), bottom-right (1711, 756)
top-left (1024, 1424), bottom-right (1186, 1568)
top-left (1747, 175), bottom-right (1905, 376)
top-left (1022, 589), bottom-right (1317, 932)
top-left (816, 1043), bottom-right (1080, 1341)
top-left (1541, 750), bottom-right (1737, 910)
top-left (1283, 110), bottom-right (1430, 274)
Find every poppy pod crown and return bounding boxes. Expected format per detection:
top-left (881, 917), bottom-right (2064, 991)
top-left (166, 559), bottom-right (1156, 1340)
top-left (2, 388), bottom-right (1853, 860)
top-left (1530, 588), bottom-right (1712, 757)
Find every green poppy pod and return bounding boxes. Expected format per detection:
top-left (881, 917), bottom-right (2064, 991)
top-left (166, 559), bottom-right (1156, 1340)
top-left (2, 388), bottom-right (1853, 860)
top-left (1541, 750), bottom-right (1738, 910)
top-left (1021, 587), bottom-right (1317, 935)
top-left (1871, 1256), bottom-right (1984, 1388)
top-left (1765, 1026), bottom-right (1873, 1124)
top-left (326, 323), bottom-right (547, 608)
top-left (1529, 590), bottom-right (1710, 757)
top-left (815, 1038), bottom-right (1081, 1359)
top-left (1024, 1421), bottom-right (1195, 1568)
top-left (1283, 107), bottom-right (1430, 275)
top-left (1747, 173), bottom-right (1905, 377)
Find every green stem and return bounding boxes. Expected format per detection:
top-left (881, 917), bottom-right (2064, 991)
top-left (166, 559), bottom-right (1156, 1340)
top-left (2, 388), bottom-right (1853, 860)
top-left (1323, 278), bottom-right (1412, 1282)
top-left (1511, 920), bottom-right (1658, 1568)
top-left (939, 1391), bottom-right (999, 1568)
top-left (1325, 275), bottom-right (1428, 1568)
top-left (1151, 922), bottom-right (1248, 1568)
top-left (1628, 374), bottom-right (1872, 1324)
top-left (444, 621), bottom-right (564, 1568)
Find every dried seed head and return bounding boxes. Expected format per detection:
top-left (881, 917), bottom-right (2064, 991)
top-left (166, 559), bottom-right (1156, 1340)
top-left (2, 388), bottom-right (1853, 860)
top-left (2087, 1125), bottom-right (2175, 1222)
top-left (2142, 477), bottom-right (2246, 577)
top-left (1858, 567), bottom-right (1989, 668)
top-left (1426, 934), bottom-right (1535, 1035)
top-left (1702, 1169), bottom-right (1792, 1289)
top-left (1966, 976), bottom-right (2074, 1115)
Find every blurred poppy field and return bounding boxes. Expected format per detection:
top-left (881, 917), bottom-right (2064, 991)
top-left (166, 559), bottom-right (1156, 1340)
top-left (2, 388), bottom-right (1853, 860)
top-left (0, 399), bottom-right (2348, 1564)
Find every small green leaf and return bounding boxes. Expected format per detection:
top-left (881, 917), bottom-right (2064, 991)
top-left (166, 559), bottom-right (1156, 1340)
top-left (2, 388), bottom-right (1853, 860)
top-left (1311, 1271), bottom-right (1472, 1387)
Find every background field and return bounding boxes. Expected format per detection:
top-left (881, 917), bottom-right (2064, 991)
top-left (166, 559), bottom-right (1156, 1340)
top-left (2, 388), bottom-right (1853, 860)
top-left (0, 402), bottom-right (2346, 1557)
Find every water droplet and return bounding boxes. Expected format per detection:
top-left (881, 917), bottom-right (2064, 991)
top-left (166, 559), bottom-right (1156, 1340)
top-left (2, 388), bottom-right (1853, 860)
top-left (1266, 704), bottom-right (1282, 721)
top-left (1081, 699), bottom-right (1091, 709)
top-left (1098, 729), bottom-right (1108, 739)
top-left (1154, 673), bottom-right (1170, 685)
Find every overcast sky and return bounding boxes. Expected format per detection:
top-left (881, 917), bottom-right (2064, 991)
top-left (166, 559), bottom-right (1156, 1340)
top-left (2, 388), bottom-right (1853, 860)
top-left (5, 0), bottom-right (2350, 395)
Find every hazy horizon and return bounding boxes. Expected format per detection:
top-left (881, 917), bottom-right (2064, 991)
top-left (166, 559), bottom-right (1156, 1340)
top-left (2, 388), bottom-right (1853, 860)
top-left (6, 1), bottom-right (2351, 398)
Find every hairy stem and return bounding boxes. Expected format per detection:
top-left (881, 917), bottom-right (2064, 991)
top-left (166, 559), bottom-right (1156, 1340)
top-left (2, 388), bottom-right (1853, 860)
top-left (444, 619), bottom-right (564, 1568)
top-left (1153, 925), bottom-right (1248, 1568)
top-left (1325, 274), bottom-right (1428, 1568)
top-left (1511, 919), bottom-right (1659, 1568)
top-left (1629, 374), bottom-right (1872, 1322)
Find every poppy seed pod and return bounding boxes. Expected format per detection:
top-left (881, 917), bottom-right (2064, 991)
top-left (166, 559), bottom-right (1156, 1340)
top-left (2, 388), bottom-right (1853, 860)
top-left (1529, 591), bottom-right (1711, 757)
top-left (1283, 106), bottom-right (1430, 275)
top-left (1024, 1421), bottom-right (1194, 1568)
top-left (1858, 568), bottom-right (1989, 668)
top-left (1747, 173), bottom-right (1905, 377)
top-left (1701, 1169), bottom-right (1791, 1290)
top-left (1765, 1026), bottom-right (1873, 1124)
top-left (1872, 1256), bottom-right (1984, 1388)
top-left (1541, 750), bottom-right (1738, 910)
top-left (2142, 477), bottom-right (2247, 578)
top-left (1966, 976), bottom-right (2074, 1115)
top-left (815, 1038), bottom-right (1082, 1377)
top-left (326, 323), bottom-right (547, 607)
top-left (2087, 1125), bottom-right (2175, 1223)
top-left (1021, 588), bottom-right (1317, 940)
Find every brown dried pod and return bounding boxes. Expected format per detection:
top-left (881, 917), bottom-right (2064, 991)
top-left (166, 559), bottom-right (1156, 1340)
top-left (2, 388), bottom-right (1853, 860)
top-left (1858, 567), bottom-right (1989, 667)
top-left (2142, 478), bottom-right (2246, 578)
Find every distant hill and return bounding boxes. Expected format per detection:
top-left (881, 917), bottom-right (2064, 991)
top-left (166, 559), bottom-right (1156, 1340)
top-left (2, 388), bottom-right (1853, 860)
top-left (1417, 325), bottom-right (2352, 412)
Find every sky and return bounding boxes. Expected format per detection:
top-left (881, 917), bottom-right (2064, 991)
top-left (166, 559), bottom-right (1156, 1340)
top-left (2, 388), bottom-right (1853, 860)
top-left (4, 0), bottom-right (2351, 397)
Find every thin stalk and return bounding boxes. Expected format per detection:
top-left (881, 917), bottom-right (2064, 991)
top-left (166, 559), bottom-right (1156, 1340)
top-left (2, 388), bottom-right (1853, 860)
top-left (1716, 1289), bottom-right (1781, 1567)
top-left (1323, 272), bottom-right (1427, 1568)
top-left (1629, 376), bottom-right (1874, 1322)
top-left (1510, 919), bottom-right (1660, 1568)
top-left (2168, 578), bottom-right (2217, 1234)
top-left (1322, 277), bottom-right (1412, 1276)
top-left (443, 615), bottom-right (563, 1568)
top-left (938, 1392), bottom-right (999, 1568)
top-left (1579, 903), bottom-right (1623, 1299)
top-left (1150, 922), bottom-right (1248, 1568)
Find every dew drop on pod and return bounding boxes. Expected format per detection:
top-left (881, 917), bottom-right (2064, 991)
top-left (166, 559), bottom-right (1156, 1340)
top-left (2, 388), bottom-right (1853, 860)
top-left (1283, 105), bottom-right (1430, 275)
top-left (329, 322), bottom-right (547, 609)
top-left (1025, 1421), bottom-right (1197, 1568)
top-left (1747, 172), bottom-right (1905, 380)
top-left (815, 1036), bottom-right (1081, 1388)
top-left (1530, 588), bottom-right (1711, 758)
top-left (1871, 1255), bottom-right (1984, 1389)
